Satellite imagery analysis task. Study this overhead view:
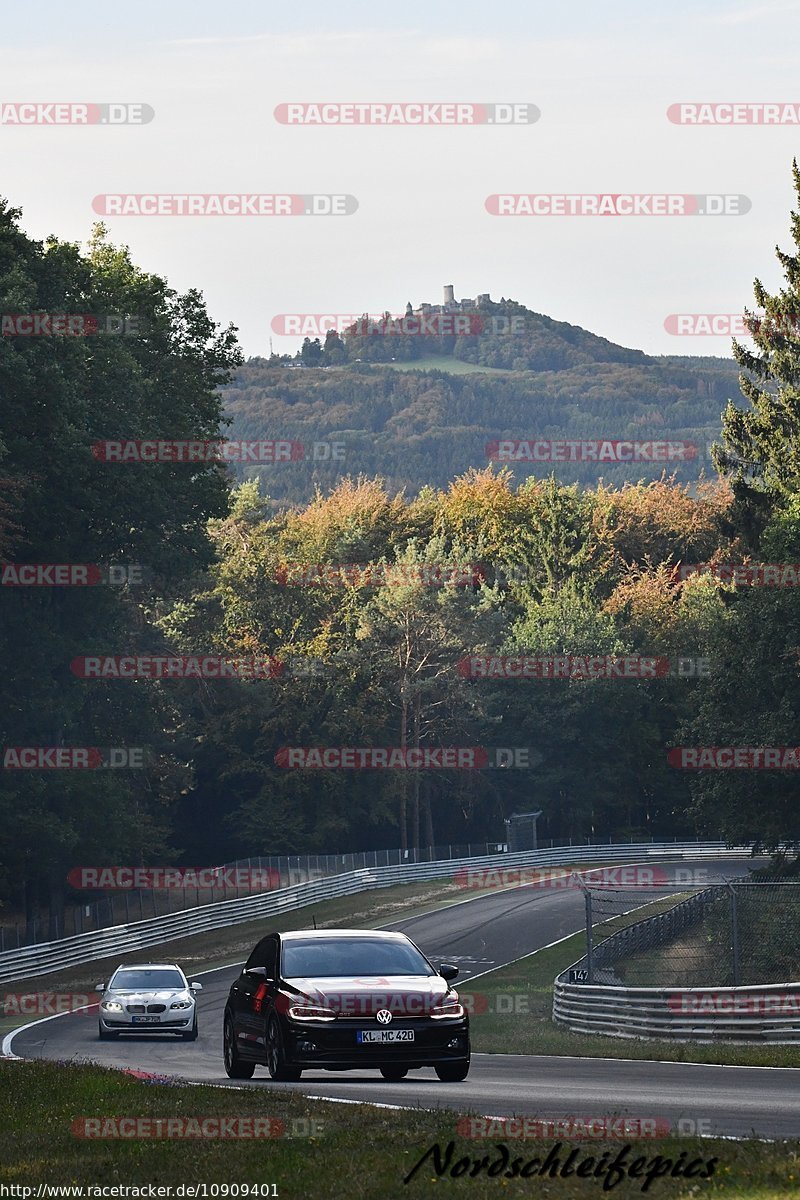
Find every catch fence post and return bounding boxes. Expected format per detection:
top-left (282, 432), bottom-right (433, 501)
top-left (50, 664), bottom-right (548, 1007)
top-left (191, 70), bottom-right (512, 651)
top-left (585, 889), bottom-right (594, 984)
top-left (726, 880), bottom-right (741, 985)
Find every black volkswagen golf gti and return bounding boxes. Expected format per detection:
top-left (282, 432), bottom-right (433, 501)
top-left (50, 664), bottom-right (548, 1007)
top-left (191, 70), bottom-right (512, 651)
top-left (223, 928), bottom-right (470, 1081)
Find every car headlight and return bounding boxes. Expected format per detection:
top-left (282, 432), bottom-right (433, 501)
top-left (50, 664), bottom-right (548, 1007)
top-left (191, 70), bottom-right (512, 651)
top-left (101, 1001), bottom-right (123, 1012)
top-left (431, 993), bottom-right (465, 1020)
top-left (170, 1000), bottom-right (193, 1010)
top-left (287, 1004), bottom-right (336, 1022)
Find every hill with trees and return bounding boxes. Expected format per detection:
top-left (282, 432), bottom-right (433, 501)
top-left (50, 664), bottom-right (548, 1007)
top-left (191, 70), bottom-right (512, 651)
top-left (221, 299), bottom-right (742, 507)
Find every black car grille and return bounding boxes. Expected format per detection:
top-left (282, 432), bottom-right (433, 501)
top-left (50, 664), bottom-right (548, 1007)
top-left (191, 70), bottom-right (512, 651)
top-left (147, 1003), bottom-right (167, 1013)
top-left (125, 1003), bottom-right (167, 1013)
top-left (332, 1013), bottom-right (430, 1022)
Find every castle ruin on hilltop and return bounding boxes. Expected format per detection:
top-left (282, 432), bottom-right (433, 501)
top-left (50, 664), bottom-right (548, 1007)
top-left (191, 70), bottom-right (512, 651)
top-left (407, 285), bottom-right (492, 318)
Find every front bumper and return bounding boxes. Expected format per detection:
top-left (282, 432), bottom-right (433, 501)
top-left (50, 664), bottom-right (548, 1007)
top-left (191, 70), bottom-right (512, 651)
top-left (283, 1016), bottom-right (469, 1068)
top-left (99, 1010), bottom-right (194, 1031)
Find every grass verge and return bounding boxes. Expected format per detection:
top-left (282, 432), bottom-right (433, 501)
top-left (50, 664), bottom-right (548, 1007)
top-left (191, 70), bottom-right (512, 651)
top-left (0, 1060), bottom-right (797, 1198)
top-left (467, 900), bottom-right (800, 1068)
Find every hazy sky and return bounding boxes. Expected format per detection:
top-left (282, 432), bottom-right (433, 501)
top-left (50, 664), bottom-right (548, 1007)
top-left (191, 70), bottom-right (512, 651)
top-left (3, 0), bottom-right (800, 357)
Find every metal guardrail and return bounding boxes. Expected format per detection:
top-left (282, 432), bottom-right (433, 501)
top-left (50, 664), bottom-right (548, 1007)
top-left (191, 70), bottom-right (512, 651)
top-left (553, 882), bottom-right (800, 1043)
top-left (552, 979), bottom-right (800, 1043)
top-left (5, 840), bottom-right (514, 949)
top-left (3, 835), bottom-right (705, 949)
top-left (0, 841), bottom-right (752, 985)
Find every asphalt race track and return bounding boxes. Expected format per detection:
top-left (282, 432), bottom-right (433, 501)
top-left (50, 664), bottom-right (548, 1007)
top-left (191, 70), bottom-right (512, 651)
top-left (9, 859), bottom-right (800, 1140)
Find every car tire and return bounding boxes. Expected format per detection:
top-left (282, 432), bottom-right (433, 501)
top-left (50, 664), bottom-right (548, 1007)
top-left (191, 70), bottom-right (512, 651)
top-left (379, 1064), bottom-right (408, 1081)
top-left (181, 1016), bottom-right (199, 1041)
top-left (98, 1024), bottom-right (118, 1041)
top-left (223, 1014), bottom-right (255, 1079)
top-left (266, 1015), bottom-right (302, 1082)
top-left (434, 1059), bottom-right (470, 1082)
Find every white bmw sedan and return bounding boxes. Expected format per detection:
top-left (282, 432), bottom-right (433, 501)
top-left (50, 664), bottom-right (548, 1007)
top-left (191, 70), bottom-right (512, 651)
top-left (97, 963), bottom-right (202, 1040)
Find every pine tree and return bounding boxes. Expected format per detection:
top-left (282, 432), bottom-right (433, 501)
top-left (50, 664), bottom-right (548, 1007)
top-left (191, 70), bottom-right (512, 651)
top-left (714, 160), bottom-right (800, 508)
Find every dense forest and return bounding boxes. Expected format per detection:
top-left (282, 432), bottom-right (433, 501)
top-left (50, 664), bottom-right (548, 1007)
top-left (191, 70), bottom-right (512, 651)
top-left (221, 300), bottom-right (742, 505)
top-left (2, 164), bottom-right (800, 932)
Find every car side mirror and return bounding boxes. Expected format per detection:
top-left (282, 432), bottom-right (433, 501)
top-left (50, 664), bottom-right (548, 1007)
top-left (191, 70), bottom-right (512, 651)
top-left (439, 964), bottom-right (459, 982)
top-left (95, 982), bottom-right (105, 993)
top-left (246, 966), bottom-right (270, 980)
top-left (190, 982), bottom-right (203, 991)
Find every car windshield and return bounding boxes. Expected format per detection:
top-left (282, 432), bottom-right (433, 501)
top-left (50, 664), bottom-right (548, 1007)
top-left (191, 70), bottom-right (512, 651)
top-left (281, 937), bottom-right (433, 978)
top-left (110, 969), bottom-right (184, 990)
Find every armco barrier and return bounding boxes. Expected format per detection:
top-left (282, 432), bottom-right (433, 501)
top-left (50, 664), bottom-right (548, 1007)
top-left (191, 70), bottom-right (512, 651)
top-left (0, 841), bottom-right (752, 985)
top-left (552, 979), bottom-right (800, 1043)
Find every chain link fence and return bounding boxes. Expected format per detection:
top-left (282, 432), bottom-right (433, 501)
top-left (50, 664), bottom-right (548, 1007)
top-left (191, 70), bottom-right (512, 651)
top-left (2, 833), bottom-right (667, 950)
top-left (573, 879), bottom-right (800, 987)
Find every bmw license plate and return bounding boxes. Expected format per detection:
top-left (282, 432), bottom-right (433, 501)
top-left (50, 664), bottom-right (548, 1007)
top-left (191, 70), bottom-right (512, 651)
top-left (131, 1015), bottom-right (161, 1024)
top-left (357, 1029), bottom-right (414, 1043)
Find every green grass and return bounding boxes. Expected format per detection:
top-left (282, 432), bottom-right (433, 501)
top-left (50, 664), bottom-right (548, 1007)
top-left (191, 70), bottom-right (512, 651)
top-left (614, 892), bottom-right (800, 990)
top-left (0, 1060), bottom-right (797, 1198)
top-left (615, 923), bottom-right (720, 988)
top-left (468, 902), bottom-right (800, 1068)
top-left (375, 355), bottom-right (510, 375)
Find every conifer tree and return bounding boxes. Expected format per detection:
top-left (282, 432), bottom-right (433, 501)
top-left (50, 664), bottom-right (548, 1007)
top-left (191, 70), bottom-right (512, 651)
top-left (715, 160), bottom-right (800, 508)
